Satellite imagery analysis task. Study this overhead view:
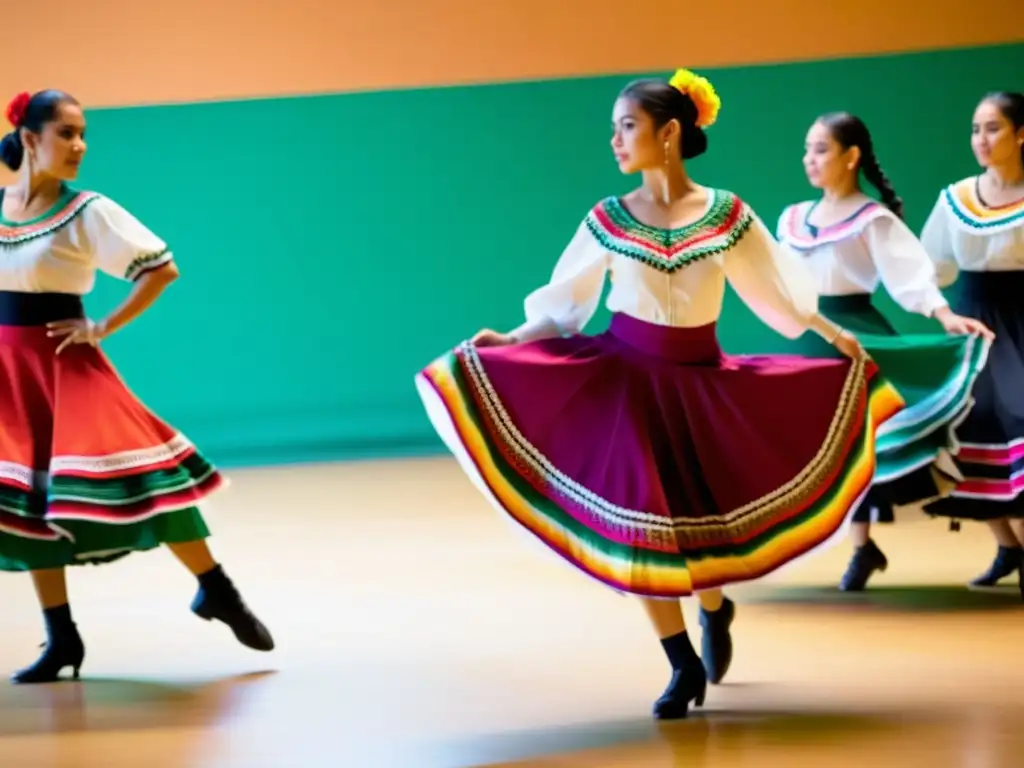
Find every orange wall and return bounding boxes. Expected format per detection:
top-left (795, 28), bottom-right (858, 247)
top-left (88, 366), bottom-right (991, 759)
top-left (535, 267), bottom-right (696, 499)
top-left (0, 0), bottom-right (1020, 110)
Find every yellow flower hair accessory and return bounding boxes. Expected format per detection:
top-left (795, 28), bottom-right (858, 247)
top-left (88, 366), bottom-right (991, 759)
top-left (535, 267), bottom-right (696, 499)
top-left (667, 68), bottom-right (721, 128)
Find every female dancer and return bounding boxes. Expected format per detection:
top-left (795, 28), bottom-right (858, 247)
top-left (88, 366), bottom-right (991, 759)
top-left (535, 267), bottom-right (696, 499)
top-left (415, 69), bottom-right (903, 719)
top-left (0, 89), bottom-right (274, 684)
top-left (919, 91), bottom-right (1024, 595)
top-left (776, 112), bottom-right (992, 591)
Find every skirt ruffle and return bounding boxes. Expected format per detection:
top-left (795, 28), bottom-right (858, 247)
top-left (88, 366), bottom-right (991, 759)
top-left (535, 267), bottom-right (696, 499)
top-left (787, 294), bottom-right (990, 517)
top-left (416, 313), bottom-right (903, 597)
top-left (925, 271), bottom-right (1024, 520)
top-left (0, 509), bottom-right (210, 571)
top-left (0, 313), bottom-right (223, 571)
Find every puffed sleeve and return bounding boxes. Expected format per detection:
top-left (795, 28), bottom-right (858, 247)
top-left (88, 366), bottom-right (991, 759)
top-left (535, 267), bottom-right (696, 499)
top-left (919, 193), bottom-right (959, 289)
top-left (82, 196), bottom-right (175, 281)
top-left (863, 213), bottom-right (949, 316)
top-left (511, 219), bottom-right (610, 342)
top-left (724, 208), bottom-right (840, 341)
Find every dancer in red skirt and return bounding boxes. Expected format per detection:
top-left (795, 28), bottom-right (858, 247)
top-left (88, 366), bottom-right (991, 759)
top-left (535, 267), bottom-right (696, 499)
top-left (0, 89), bottom-right (273, 684)
top-left (416, 69), bottom-right (903, 719)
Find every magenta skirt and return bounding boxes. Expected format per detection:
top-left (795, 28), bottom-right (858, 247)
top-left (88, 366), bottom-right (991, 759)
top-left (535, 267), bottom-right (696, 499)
top-left (416, 313), bottom-right (903, 597)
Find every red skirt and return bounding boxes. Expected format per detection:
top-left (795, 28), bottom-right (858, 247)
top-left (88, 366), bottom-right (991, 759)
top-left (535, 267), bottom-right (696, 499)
top-left (0, 292), bottom-right (224, 568)
top-left (416, 313), bottom-right (904, 597)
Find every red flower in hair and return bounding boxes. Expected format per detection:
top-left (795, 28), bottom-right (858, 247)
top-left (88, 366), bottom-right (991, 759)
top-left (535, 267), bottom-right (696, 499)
top-left (6, 91), bottom-right (31, 128)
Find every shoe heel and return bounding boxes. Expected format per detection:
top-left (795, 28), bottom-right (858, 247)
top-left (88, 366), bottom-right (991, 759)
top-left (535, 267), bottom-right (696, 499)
top-left (11, 640), bottom-right (85, 685)
top-left (70, 647), bottom-right (85, 680)
top-left (694, 680), bottom-right (707, 708)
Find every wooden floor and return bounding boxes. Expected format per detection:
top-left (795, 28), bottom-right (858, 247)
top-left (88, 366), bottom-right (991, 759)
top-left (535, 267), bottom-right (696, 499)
top-left (2, 457), bottom-right (1022, 767)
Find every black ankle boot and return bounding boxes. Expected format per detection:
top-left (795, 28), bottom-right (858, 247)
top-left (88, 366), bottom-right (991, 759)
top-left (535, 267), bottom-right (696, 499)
top-left (191, 565), bottom-right (274, 652)
top-left (653, 631), bottom-right (707, 720)
top-left (969, 545), bottom-right (1022, 588)
top-left (699, 597), bottom-right (734, 684)
top-left (839, 539), bottom-right (888, 592)
top-left (11, 604), bottom-right (86, 684)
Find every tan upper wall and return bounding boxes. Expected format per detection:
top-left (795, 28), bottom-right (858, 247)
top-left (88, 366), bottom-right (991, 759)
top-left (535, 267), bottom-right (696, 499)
top-left (0, 0), bottom-right (1020, 112)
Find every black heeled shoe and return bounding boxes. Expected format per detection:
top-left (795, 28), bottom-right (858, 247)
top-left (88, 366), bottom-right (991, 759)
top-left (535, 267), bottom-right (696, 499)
top-left (191, 566), bottom-right (274, 652)
top-left (839, 539), bottom-right (888, 592)
top-left (11, 630), bottom-right (86, 684)
top-left (699, 597), bottom-right (734, 684)
top-left (969, 545), bottom-right (1022, 588)
top-left (653, 663), bottom-right (707, 720)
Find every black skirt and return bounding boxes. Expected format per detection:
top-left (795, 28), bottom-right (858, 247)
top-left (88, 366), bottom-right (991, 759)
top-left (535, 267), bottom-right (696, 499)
top-left (925, 270), bottom-right (1024, 521)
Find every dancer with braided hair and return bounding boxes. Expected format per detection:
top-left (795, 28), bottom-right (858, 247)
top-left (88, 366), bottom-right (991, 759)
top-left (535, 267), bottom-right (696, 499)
top-left (0, 89), bottom-right (274, 683)
top-left (416, 71), bottom-right (905, 719)
top-left (776, 112), bottom-right (993, 592)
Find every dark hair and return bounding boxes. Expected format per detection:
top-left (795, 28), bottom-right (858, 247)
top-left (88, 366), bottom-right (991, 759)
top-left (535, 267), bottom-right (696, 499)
top-left (619, 79), bottom-right (708, 160)
top-left (817, 111), bottom-right (903, 219)
top-left (0, 89), bottom-right (79, 171)
top-left (981, 91), bottom-right (1024, 167)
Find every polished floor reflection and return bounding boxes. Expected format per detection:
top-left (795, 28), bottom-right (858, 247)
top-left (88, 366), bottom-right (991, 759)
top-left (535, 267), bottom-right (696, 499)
top-left (1, 457), bottom-right (1021, 767)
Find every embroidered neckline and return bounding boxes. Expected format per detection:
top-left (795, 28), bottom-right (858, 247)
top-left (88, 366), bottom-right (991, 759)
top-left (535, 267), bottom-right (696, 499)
top-left (587, 189), bottom-right (753, 273)
top-left (0, 184), bottom-right (78, 227)
top-left (0, 186), bottom-right (100, 246)
top-left (941, 177), bottom-right (1024, 235)
top-left (779, 197), bottom-right (886, 251)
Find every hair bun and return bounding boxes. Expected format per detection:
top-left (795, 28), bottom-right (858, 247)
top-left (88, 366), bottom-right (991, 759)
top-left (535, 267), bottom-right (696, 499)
top-left (0, 131), bottom-right (25, 171)
top-left (667, 69), bottom-right (721, 128)
top-left (5, 91), bottom-right (31, 128)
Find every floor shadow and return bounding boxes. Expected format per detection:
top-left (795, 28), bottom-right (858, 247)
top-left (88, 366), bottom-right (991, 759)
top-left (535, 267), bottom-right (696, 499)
top-left (0, 670), bottom-right (277, 736)
top-left (429, 706), bottom-right (933, 768)
top-left (745, 584), bottom-right (1022, 613)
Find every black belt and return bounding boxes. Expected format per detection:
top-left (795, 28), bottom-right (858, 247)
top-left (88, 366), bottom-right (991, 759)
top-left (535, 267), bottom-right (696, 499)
top-left (0, 291), bottom-right (85, 325)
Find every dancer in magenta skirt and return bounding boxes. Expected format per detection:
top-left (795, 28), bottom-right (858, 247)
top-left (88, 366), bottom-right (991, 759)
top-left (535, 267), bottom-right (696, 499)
top-left (415, 69), bottom-right (903, 719)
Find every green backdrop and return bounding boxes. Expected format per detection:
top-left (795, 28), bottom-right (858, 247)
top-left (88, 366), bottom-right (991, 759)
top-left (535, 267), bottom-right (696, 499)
top-left (75, 42), bottom-right (1023, 466)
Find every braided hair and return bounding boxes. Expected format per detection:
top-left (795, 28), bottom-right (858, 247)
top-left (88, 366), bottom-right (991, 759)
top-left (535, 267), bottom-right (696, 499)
top-left (817, 112), bottom-right (903, 219)
top-left (981, 91), bottom-right (1024, 168)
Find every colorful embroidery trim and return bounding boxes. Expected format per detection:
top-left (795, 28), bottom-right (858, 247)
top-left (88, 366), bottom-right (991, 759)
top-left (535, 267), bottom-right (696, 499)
top-left (941, 177), bottom-right (1024, 235)
top-left (585, 190), bottom-right (753, 273)
top-left (125, 248), bottom-right (173, 281)
top-left (778, 199), bottom-right (886, 251)
top-left (0, 190), bottom-right (100, 247)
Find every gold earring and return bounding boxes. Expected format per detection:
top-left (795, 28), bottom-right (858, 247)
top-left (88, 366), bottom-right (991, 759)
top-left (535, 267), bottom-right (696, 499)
top-left (662, 140), bottom-right (671, 205)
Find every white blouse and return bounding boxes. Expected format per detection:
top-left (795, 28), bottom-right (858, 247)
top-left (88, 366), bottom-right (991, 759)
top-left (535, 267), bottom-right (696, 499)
top-left (511, 188), bottom-right (839, 343)
top-left (0, 186), bottom-right (174, 295)
top-left (775, 193), bottom-right (948, 317)
top-left (920, 176), bottom-right (1024, 284)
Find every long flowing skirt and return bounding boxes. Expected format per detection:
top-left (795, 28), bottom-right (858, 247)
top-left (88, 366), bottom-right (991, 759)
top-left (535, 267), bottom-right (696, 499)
top-left (415, 313), bottom-right (903, 597)
top-left (786, 294), bottom-right (989, 522)
top-left (926, 271), bottom-right (1024, 521)
top-left (0, 291), bottom-right (224, 572)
